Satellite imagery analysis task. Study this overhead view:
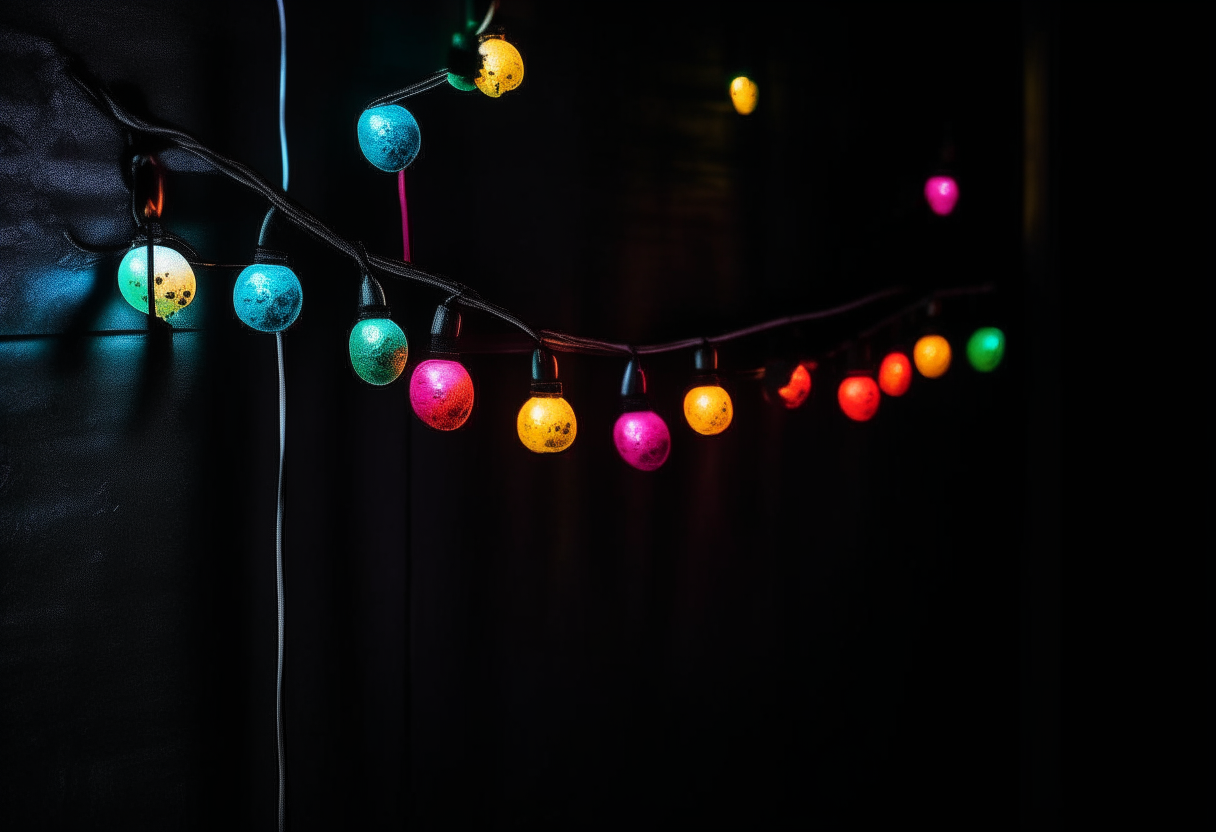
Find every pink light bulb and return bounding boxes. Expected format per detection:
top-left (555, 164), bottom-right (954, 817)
top-left (924, 175), bottom-right (959, 216)
top-left (409, 358), bottom-right (474, 430)
top-left (613, 410), bottom-right (671, 471)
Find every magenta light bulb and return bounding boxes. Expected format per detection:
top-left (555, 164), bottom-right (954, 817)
top-left (613, 411), bottom-right (671, 471)
top-left (924, 175), bottom-right (959, 216)
top-left (410, 358), bottom-right (474, 430)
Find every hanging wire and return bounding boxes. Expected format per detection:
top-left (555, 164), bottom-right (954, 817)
top-left (364, 70), bottom-right (452, 110)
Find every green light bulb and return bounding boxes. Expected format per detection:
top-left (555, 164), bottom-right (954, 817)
top-left (966, 327), bottom-right (1006, 372)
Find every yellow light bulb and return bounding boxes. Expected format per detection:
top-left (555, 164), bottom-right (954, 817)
top-left (683, 384), bottom-right (733, 435)
top-left (517, 395), bottom-right (577, 453)
top-left (729, 76), bottom-right (758, 115)
top-left (475, 37), bottom-right (524, 98)
top-left (913, 334), bottom-right (952, 378)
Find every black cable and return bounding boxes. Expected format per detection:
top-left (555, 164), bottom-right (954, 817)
top-left (364, 70), bottom-right (452, 109)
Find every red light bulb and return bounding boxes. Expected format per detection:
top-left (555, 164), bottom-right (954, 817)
top-left (878, 352), bottom-right (912, 397)
top-left (838, 375), bottom-right (880, 422)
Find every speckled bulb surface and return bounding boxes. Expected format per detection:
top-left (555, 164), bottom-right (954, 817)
top-left (914, 335), bottom-right (952, 379)
top-left (729, 76), bottom-right (759, 115)
top-left (233, 264), bottom-right (302, 332)
top-left (357, 105), bottom-right (421, 172)
top-left (613, 411), bottom-right (671, 471)
top-left (878, 352), bottom-right (912, 396)
top-left (966, 327), bottom-right (1006, 372)
top-left (683, 385), bottom-right (733, 435)
top-left (117, 245), bottom-right (196, 321)
top-left (410, 359), bottom-right (474, 430)
top-left (348, 319), bottom-right (408, 385)
top-left (838, 376), bottom-right (881, 422)
top-left (475, 37), bottom-right (524, 98)
top-left (517, 395), bottom-right (577, 453)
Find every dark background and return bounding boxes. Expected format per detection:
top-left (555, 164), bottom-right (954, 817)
top-left (1, 1), bottom-right (1066, 829)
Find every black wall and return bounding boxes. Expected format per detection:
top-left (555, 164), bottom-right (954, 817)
top-left (1, 2), bottom-right (1059, 829)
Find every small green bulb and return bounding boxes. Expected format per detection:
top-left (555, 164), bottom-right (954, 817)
top-left (966, 327), bottom-right (1006, 372)
top-left (349, 318), bottom-right (408, 385)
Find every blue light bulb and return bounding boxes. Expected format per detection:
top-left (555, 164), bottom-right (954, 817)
top-left (233, 264), bottom-right (303, 332)
top-left (356, 105), bottom-right (421, 173)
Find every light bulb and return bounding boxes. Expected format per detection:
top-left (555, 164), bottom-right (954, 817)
top-left (117, 245), bottom-right (196, 321)
top-left (518, 396), bottom-right (577, 453)
top-left (966, 327), bottom-right (1006, 372)
top-left (683, 385), bottom-right (733, 435)
top-left (838, 376), bottom-right (880, 422)
top-left (913, 334), bottom-right (952, 378)
top-left (410, 359), bottom-right (474, 430)
top-left (615, 357), bottom-right (670, 471)
top-left (878, 352), bottom-right (912, 396)
top-left (357, 104), bottom-right (421, 172)
top-left (475, 36), bottom-right (524, 98)
top-left (517, 348), bottom-right (576, 453)
top-left (775, 363), bottom-right (812, 409)
top-left (233, 264), bottom-right (302, 332)
top-left (729, 76), bottom-right (759, 115)
top-left (349, 319), bottom-right (408, 385)
top-left (924, 175), bottom-right (959, 216)
top-left (614, 411), bottom-right (671, 471)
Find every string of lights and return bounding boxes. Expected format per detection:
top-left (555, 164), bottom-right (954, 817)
top-left (66, 16), bottom-right (1005, 470)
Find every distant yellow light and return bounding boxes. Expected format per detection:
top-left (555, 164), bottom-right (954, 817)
top-left (729, 76), bottom-right (758, 115)
top-left (683, 384), bottom-right (733, 435)
top-left (517, 395), bottom-right (577, 453)
top-left (913, 335), bottom-right (952, 379)
top-left (475, 37), bottom-right (524, 98)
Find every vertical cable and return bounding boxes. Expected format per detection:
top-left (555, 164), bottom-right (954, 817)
top-left (274, 2), bottom-right (289, 832)
top-left (397, 169), bottom-right (411, 262)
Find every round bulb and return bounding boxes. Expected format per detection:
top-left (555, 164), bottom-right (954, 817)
top-left (349, 319), bottom-right (408, 385)
top-left (838, 376), bottom-right (880, 422)
top-left (475, 37), bottom-right (524, 98)
top-left (357, 104), bottom-right (421, 172)
top-left (878, 352), bottom-right (912, 397)
top-left (729, 76), bottom-right (759, 115)
top-left (924, 175), bottom-right (959, 216)
top-left (913, 335), bottom-right (952, 379)
top-left (613, 411), bottom-right (671, 471)
top-left (517, 395), bottom-right (577, 453)
top-left (776, 364), bottom-right (812, 409)
top-left (233, 264), bottom-right (302, 332)
top-left (966, 327), bottom-right (1006, 372)
top-left (683, 384), bottom-right (733, 435)
top-left (117, 245), bottom-right (196, 321)
top-left (410, 359), bottom-right (474, 430)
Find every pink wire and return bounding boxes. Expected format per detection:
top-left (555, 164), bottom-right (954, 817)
top-left (398, 169), bottom-right (411, 262)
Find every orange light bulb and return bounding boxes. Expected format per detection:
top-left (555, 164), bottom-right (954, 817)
top-left (913, 335), bottom-right (952, 379)
top-left (878, 352), bottom-right (912, 396)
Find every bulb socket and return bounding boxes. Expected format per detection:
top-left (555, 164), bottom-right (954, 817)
top-left (529, 347), bottom-right (562, 396)
top-left (355, 274), bottom-right (392, 321)
top-left (429, 302), bottom-right (462, 359)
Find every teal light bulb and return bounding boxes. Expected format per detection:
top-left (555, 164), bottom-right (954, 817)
top-left (349, 318), bottom-right (408, 385)
top-left (233, 264), bottom-right (302, 332)
top-left (966, 327), bottom-right (1006, 372)
top-left (116, 245), bottom-right (196, 321)
top-left (356, 105), bottom-right (421, 173)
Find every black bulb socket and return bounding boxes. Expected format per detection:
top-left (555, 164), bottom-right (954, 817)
top-left (429, 302), bottom-right (462, 360)
top-left (620, 357), bottom-right (650, 412)
top-left (691, 344), bottom-right (723, 387)
top-left (530, 347), bottom-right (562, 397)
top-left (355, 274), bottom-right (392, 322)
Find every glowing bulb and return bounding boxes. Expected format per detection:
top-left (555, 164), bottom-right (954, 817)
top-left (475, 37), bottom-right (524, 98)
top-left (357, 105), bottom-right (421, 172)
top-left (233, 264), bottom-right (302, 332)
top-left (838, 376), bottom-right (880, 422)
top-left (729, 76), bottom-right (759, 115)
top-left (410, 359), bottom-right (474, 430)
top-left (776, 363), bottom-right (812, 408)
top-left (117, 245), bottom-right (196, 321)
top-left (924, 175), bottom-right (959, 216)
top-left (913, 335), bottom-right (952, 378)
top-left (683, 385), bottom-right (733, 435)
top-left (613, 411), bottom-right (671, 471)
top-left (878, 352), bottom-right (912, 397)
top-left (348, 318), bottom-right (408, 385)
top-left (966, 327), bottom-right (1006, 372)
top-left (517, 396), bottom-right (577, 453)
